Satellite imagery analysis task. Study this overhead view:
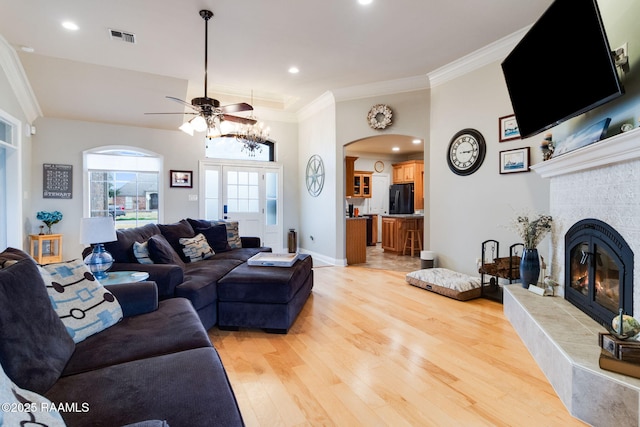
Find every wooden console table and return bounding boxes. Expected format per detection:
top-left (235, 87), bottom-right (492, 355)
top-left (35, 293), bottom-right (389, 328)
top-left (29, 234), bottom-right (63, 264)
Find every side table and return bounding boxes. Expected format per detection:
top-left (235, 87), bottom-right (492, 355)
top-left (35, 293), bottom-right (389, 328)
top-left (29, 234), bottom-right (63, 264)
top-left (99, 271), bottom-right (150, 286)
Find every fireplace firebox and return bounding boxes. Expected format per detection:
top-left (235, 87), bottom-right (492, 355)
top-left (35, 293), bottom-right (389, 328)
top-left (564, 218), bottom-right (633, 327)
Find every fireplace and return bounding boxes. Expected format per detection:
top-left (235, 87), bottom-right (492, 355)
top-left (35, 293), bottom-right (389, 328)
top-left (565, 218), bottom-right (634, 327)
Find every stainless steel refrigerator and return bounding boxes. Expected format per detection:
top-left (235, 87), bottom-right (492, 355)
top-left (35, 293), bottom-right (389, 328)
top-left (389, 183), bottom-right (414, 214)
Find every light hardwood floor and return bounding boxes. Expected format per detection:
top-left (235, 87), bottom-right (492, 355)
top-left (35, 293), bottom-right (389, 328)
top-left (208, 266), bottom-right (587, 426)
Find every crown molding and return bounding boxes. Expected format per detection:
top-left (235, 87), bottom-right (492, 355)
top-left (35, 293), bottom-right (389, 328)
top-left (428, 26), bottom-right (530, 88)
top-left (332, 75), bottom-right (430, 102)
top-left (0, 35), bottom-right (42, 123)
top-left (297, 91), bottom-right (335, 122)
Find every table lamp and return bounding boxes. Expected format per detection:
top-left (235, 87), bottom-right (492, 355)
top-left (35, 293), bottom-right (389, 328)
top-left (80, 217), bottom-right (117, 279)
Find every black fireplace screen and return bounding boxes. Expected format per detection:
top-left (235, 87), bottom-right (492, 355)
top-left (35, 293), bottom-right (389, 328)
top-left (565, 219), bottom-right (633, 327)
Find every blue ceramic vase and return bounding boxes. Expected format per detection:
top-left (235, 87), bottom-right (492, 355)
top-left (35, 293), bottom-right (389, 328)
top-left (520, 248), bottom-right (540, 289)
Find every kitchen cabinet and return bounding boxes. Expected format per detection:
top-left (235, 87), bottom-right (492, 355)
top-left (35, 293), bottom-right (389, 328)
top-left (381, 215), bottom-right (424, 255)
top-left (353, 171), bottom-right (372, 198)
top-left (345, 156), bottom-right (357, 198)
top-left (391, 160), bottom-right (424, 210)
top-left (346, 217), bottom-right (367, 264)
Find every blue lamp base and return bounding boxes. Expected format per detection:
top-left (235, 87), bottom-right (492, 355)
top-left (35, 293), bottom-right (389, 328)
top-left (83, 243), bottom-right (114, 280)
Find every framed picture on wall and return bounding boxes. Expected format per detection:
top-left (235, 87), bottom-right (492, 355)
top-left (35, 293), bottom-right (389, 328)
top-left (170, 170), bottom-right (193, 188)
top-left (499, 114), bottom-right (521, 142)
top-left (499, 147), bottom-right (530, 174)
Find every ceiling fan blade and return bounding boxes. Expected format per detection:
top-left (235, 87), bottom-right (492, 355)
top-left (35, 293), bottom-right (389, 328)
top-left (166, 96), bottom-right (199, 111)
top-left (222, 114), bottom-right (257, 125)
top-left (221, 102), bottom-right (253, 114)
top-left (144, 112), bottom-right (197, 115)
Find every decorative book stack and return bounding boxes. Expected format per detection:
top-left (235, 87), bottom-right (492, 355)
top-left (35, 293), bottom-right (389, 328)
top-left (598, 332), bottom-right (640, 379)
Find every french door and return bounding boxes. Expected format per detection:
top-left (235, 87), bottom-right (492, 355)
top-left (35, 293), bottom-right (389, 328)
top-left (199, 161), bottom-right (283, 251)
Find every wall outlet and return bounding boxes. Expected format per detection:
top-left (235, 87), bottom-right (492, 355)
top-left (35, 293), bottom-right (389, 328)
top-left (188, 194), bottom-right (198, 202)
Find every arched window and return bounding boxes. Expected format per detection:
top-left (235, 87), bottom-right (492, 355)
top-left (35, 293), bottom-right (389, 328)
top-left (205, 136), bottom-right (274, 161)
top-left (84, 147), bottom-right (162, 229)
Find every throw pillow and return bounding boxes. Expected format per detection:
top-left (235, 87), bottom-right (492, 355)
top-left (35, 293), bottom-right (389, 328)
top-left (0, 258), bottom-right (75, 394)
top-left (195, 224), bottom-right (231, 253)
top-left (40, 259), bottom-right (124, 343)
top-left (0, 362), bottom-right (66, 427)
top-left (186, 217), bottom-right (213, 230)
top-left (179, 233), bottom-right (214, 263)
top-left (133, 240), bottom-right (154, 264)
top-left (147, 234), bottom-right (185, 267)
top-left (212, 220), bottom-right (242, 249)
top-left (157, 219), bottom-right (195, 255)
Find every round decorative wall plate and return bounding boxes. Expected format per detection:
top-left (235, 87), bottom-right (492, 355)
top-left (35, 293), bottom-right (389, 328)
top-left (374, 160), bottom-right (385, 173)
top-left (305, 154), bottom-right (325, 197)
top-left (367, 104), bottom-right (393, 130)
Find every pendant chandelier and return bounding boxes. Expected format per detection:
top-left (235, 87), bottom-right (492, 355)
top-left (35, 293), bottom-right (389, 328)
top-left (235, 91), bottom-right (270, 156)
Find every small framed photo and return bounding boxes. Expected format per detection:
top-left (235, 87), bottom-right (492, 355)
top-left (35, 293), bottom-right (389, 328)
top-left (499, 147), bottom-right (530, 174)
top-left (170, 170), bottom-right (193, 188)
top-left (499, 114), bottom-right (520, 142)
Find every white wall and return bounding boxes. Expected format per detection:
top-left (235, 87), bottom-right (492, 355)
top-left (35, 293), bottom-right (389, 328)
top-left (28, 116), bottom-right (299, 259)
top-left (429, 61), bottom-right (550, 276)
top-left (297, 93), bottom-right (340, 264)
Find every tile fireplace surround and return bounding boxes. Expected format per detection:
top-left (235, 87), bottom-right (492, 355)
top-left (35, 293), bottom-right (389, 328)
top-left (504, 128), bottom-right (640, 426)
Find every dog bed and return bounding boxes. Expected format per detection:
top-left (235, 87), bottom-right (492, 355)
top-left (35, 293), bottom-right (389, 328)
top-left (406, 268), bottom-right (482, 301)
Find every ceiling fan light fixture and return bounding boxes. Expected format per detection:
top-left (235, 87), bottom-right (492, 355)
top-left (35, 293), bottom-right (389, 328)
top-left (191, 115), bottom-right (208, 132)
top-left (179, 121), bottom-right (194, 136)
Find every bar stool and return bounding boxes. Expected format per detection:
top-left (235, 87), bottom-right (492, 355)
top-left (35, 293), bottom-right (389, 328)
top-left (403, 230), bottom-right (422, 257)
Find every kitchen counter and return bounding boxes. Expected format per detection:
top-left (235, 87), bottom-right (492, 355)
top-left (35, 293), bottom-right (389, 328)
top-left (345, 217), bottom-right (367, 264)
top-left (381, 215), bottom-right (424, 255)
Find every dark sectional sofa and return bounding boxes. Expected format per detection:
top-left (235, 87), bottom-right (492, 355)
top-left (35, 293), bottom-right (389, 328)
top-left (0, 247), bottom-right (244, 427)
top-left (101, 218), bottom-right (272, 329)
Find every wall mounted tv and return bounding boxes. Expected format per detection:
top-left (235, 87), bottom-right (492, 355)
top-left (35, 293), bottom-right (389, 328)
top-left (501, 0), bottom-right (624, 139)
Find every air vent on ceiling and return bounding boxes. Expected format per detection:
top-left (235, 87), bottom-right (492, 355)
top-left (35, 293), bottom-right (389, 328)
top-left (109, 29), bottom-right (136, 44)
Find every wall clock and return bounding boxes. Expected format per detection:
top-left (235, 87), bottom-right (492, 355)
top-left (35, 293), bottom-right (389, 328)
top-left (374, 161), bottom-right (385, 173)
top-left (305, 154), bottom-right (325, 197)
top-left (367, 104), bottom-right (393, 130)
top-left (446, 128), bottom-right (486, 176)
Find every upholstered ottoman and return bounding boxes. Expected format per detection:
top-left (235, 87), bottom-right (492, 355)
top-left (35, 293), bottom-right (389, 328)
top-left (216, 254), bottom-right (313, 333)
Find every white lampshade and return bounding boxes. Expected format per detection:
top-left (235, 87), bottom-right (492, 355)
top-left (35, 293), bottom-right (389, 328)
top-left (79, 217), bottom-right (117, 244)
top-left (179, 121), bottom-right (194, 136)
top-left (191, 115), bottom-right (208, 132)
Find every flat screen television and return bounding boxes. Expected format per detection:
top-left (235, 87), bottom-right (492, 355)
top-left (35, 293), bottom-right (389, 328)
top-left (501, 0), bottom-right (624, 139)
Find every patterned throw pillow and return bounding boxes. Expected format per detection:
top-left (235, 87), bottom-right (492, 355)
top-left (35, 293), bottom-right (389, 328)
top-left (179, 233), bottom-right (214, 263)
top-left (133, 240), bottom-right (154, 264)
top-left (212, 220), bottom-right (242, 249)
top-left (40, 259), bottom-right (123, 343)
top-left (0, 363), bottom-right (66, 427)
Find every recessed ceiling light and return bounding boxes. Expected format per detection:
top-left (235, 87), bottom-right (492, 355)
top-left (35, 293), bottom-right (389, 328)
top-left (20, 46), bottom-right (35, 53)
top-left (392, 147), bottom-right (400, 152)
top-left (358, 0), bottom-right (373, 5)
top-left (288, 66), bottom-right (299, 74)
top-left (412, 139), bottom-right (421, 144)
top-left (62, 21), bottom-right (79, 31)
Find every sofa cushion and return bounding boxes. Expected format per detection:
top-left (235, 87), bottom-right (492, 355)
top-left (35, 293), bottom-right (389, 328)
top-left (212, 220), bottom-right (242, 249)
top-left (45, 348), bottom-right (245, 427)
top-left (133, 240), bottom-right (154, 264)
top-left (40, 259), bottom-right (124, 343)
top-left (105, 223), bottom-right (162, 263)
top-left (0, 257), bottom-right (75, 394)
top-left (158, 219), bottom-right (195, 258)
top-left (177, 259), bottom-right (244, 309)
top-left (62, 298), bottom-right (212, 376)
top-left (179, 233), bottom-right (214, 263)
top-left (0, 362), bottom-right (66, 426)
top-left (186, 218), bottom-right (212, 230)
top-left (148, 234), bottom-right (185, 268)
top-left (195, 224), bottom-right (231, 253)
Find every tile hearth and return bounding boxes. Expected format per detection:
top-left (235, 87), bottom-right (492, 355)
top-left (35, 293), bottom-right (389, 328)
top-left (504, 285), bottom-right (640, 426)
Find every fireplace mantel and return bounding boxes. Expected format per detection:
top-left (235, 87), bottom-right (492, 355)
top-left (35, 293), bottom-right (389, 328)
top-left (531, 127), bottom-right (640, 178)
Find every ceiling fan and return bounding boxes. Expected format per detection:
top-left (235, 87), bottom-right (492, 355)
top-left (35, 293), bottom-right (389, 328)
top-left (146, 10), bottom-right (256, 135)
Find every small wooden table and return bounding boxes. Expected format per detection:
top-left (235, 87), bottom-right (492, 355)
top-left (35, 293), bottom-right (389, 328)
top-left (29, 234), bottom-right (63, 264)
